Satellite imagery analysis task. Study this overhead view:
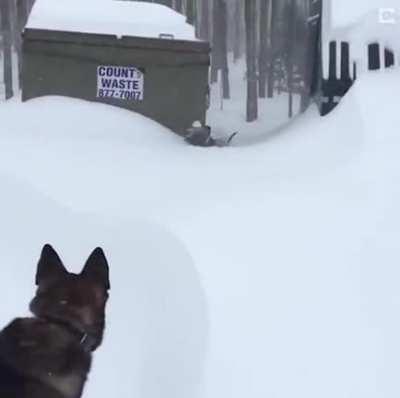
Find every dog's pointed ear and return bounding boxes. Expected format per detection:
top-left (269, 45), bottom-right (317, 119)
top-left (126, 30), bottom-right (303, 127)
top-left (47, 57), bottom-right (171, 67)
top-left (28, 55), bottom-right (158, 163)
top-left (81, 247), bottom-right (110, 290)
top-left (36, 244), bottom-right (67, 285)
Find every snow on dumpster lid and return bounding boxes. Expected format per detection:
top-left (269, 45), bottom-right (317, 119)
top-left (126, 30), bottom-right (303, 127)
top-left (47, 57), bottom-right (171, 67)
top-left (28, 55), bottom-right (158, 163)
top-left (26, 0), bottom-right (197, 41)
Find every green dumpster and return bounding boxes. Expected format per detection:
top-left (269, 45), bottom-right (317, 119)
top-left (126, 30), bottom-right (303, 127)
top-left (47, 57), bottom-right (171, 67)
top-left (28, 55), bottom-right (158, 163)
top-left (22, 0), bottom-right (210, 135)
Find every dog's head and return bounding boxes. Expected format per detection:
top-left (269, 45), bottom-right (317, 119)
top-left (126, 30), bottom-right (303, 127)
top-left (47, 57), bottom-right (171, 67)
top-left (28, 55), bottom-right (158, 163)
top-left (29, 244), bottom-right (110, 352)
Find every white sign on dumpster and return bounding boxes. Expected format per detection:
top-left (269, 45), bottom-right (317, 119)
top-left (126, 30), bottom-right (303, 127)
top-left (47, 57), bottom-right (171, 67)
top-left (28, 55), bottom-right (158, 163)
top-left (96, 65), bottom-right (144, 100)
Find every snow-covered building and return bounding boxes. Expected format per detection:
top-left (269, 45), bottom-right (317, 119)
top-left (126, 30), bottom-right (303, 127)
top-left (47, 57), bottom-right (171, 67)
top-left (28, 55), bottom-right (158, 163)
top-left (320, 0), bottom-right (400, 114)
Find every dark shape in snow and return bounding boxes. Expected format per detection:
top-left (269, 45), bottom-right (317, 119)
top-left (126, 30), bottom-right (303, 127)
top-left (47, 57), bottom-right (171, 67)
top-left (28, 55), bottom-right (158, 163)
top-left (185, 123), bottom-right (237, 147)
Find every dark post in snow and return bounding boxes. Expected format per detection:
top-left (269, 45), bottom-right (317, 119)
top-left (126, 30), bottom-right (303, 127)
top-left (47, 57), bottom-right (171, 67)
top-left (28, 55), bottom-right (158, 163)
top-left (0, 0), bottom-right (14, 99)
top-left (267, 0), bottom-right (277, 98)
top-left (220, 0), bottom-right (230, 99)
top-left (259, 0), bottom-right (270, 98)
top-left (245, 0), bottom-right (258, 122)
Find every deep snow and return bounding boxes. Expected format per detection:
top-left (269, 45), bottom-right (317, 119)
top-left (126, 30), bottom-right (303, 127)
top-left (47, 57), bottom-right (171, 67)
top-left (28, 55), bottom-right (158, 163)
top-left (27, 0), bottom-right (197, 41)
top-left (0, 67), bottom-right (399, 398)
top-left (1, 1), bottom-right (400, 397)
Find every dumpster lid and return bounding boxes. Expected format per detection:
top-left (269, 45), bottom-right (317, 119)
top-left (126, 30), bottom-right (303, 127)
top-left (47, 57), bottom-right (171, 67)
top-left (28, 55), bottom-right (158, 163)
top-left (26, 0), bottom-right (198, 42)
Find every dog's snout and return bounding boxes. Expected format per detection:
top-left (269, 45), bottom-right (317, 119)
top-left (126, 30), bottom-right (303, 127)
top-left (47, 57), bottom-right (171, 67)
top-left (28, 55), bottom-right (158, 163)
top-left (78, 307), bottom-right (94, 326)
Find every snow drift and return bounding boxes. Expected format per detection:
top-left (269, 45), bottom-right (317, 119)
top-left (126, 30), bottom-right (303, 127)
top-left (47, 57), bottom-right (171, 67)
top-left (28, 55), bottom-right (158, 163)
top-left (0, 68), bottom-right (400, 398)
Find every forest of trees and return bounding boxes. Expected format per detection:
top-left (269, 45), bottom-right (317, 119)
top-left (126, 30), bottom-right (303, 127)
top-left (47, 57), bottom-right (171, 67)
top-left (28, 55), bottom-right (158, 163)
top-left (0, 0), bottom-right (34, 99)
top-left (0, 0), bottom-right (322, 122)
top-left (142, 0), bottom-right (322, 121)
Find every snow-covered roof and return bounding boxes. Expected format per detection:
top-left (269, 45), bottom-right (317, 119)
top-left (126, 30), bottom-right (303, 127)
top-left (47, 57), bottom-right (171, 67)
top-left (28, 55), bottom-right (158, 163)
top-left (331, 0), bottom-right (399, 28)
top-left (333, 9), bottom-right (400, 48)
top-left (26, 0), bottom-right (197, 41)
top-left (322, 1), bottom-right (400, 78)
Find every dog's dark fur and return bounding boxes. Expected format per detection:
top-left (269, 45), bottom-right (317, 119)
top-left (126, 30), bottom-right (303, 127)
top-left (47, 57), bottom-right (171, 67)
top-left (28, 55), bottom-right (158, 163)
top-left (0, 244), bottom-right (110, 398)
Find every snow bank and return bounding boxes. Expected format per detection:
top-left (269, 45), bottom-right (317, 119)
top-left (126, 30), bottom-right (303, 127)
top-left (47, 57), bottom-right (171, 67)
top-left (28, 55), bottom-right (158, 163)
top-left (0, 171), bottom-right (208, 398)
top-left (27, 0), bottom-right (197, 41)
top-left (1, 69), bottom-right (400, 398)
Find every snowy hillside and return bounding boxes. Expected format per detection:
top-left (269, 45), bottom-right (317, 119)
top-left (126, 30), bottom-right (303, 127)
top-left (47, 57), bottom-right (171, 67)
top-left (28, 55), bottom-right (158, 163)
top-left (0, 67), bottom-right (400, 398)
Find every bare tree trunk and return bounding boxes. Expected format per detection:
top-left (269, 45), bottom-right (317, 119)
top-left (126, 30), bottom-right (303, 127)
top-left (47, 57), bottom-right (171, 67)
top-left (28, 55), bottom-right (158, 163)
top-left (301, 0), bottom-right (322, 112)
top-left (245, 0), bottom-right (258, 121)
top-left (28, 0), bottom-right (35, 12)
top-left (199, 0), bottom-right (209, 41)
top-left (258, 0), bottom-right (269, 97)
top-left (210, 0), bottom-right (220, 83)
top-left (233, 0), bottom-right (242, 62)
top-left (220, 0), bottom-right (230, 99)
top-left (287, 0), bottom-right (296, 118)
top-left (300, 25), bottom-right (310, 111)
top-left (155, 0), bottom-right (173, 7)
top-left (186, 0), bottom-right (195, 26)
top-left (16, 0), bottom-right (29, 81)
top-left (0, 0), bottom-right (14, 99)
top-left (267, 0), bottom-right (277, 98)
top-left (174, 0), bottom-right (183, 12)
top-left (10, 0), bottom-right (17, 47)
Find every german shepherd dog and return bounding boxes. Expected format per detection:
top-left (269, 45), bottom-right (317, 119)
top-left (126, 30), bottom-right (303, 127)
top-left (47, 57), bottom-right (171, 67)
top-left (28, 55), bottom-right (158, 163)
top-left (0, 244), bottom-right (110, 398)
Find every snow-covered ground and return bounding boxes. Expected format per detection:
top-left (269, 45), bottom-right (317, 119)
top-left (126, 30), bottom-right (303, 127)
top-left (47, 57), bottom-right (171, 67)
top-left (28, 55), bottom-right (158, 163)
top-left (1, 1), bottom-right (400, 397)
top-left (0, 64), bottom-right (400, 398)
top-left (208, 58), bottom-right (302, 144)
